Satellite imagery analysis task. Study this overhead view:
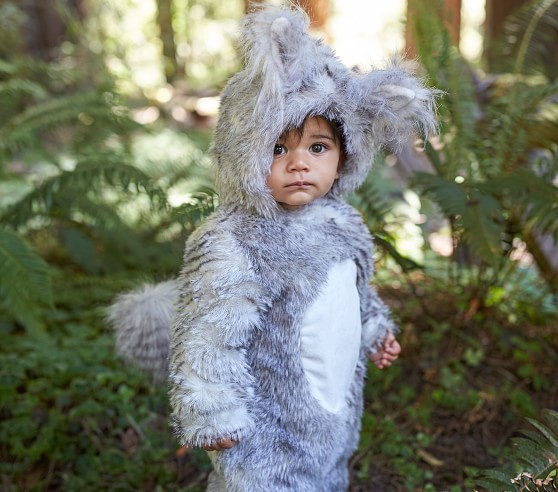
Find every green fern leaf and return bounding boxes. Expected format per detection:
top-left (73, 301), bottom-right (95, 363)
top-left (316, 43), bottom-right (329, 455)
top-left (460, 188), bottom-right (504, 260)
top-left (0, 78), bottom-right (48, 101)
top-left (1, 157), bottom-right (167, 228)
top-left (545, 409), bottom-right (558, 435)
top-left (0, 228), bottom-right (52, 332)
top-left (476, 469), bottom-right (515, 490)
top-left (168, 191), bottom-right (218, 232)
top-left (508, 437), bottom-right (553, 471)
top-left (476, 409), bottom-right (558, 491)
top-left (494, 168), bottom-right (558, 238)
top-left (414, 173), bottom-right (504, 264)
top-left (487, 80), bottom-right (558, 169)
top-left (0, 90), bottom-right (118, 154)
top-left (373, 233), bottom-right (422, 272)
top-left (490, 0), bottom-right (558, 78)
top-left (527, 418), bottom-right (558, 449)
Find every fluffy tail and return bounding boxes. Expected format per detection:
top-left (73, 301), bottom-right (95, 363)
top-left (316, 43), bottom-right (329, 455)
top-left (107, 280), bottom-right (179, 381)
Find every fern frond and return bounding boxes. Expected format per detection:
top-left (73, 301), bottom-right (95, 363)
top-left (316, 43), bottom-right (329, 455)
top-left (1, 156), bottom-right (168, 228)
top-left (0, 56), bottom-right (84, 88)
top-left (485, 79), bottom-right (558, 172)
top-left (475, 469), bottom-right (516, 491)
top-left (349, 165), bottom-right (421, 270)
top-left (491, 0), bottom-right (558, 78)
top-left (476, 409), bottom-right (558, 491)
top-left (0, 228), bottom-right (52, 332)
top-left (131, 129), bottom-right (214, 189)
top-left (0, 90), bottom-right (121, 154)
top-left (350, 171), bottom-right (395, 228)
top-left (494, 168), bottom-right (558, 238)
top-left (440, 57), bottom-right (480, 176)
top-left (165, 191), bottom-right (218, 234)
top-left (373, 233), bottom-right (422, 272)
top-left (460, 188), bottom-right (505, 262)
top-left (0, 79), bottom-right (48, 100)
top-left (414, 173), bottom-right (504, 264)
top-left (527, 416), bottom-right (558, 450)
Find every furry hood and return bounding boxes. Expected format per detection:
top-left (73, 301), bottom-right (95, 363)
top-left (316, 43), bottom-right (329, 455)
top-left (212, 4), bottom-right (437, 217)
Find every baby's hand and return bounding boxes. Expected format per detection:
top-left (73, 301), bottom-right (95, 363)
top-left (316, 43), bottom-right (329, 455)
top-left (202, 438), bottom-right (237, 451)
top-left (369, 332), bottom-right (401, 369)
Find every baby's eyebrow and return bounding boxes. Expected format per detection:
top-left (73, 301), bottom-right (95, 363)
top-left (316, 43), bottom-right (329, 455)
top-left (310, 133), bottom-right (335, 141)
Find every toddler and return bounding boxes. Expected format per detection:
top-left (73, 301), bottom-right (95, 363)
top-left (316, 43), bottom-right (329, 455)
top-left (109, 4), bottom-right (436, 491)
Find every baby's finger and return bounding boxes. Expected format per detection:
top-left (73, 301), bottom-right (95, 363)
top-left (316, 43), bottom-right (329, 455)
top-left (386, 340), bottom-right (401, 355)
top-left (386, 350), bottom-right (399, 360)
top-left (218, 438), bottom-right (236, 449)
top-left (368, 351), bottom-right (381, 363)
top-left (202, 439), bottom-right (227, 451)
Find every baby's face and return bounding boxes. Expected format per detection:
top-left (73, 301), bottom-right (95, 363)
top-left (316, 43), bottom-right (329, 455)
top-left (266, 116), bottom-right (341, 210)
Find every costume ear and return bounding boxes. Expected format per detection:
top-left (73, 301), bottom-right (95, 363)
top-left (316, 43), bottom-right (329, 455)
top-left (353, 65), bottom-right (439, 148)
top-left (374, 82), bottom-right (437, 123)
top-left (240, 6), bottom-right (313, 91)
top-left (269, 16), bottom-right (291, 68)
top-left (376, 85), bottom-right (418, 111)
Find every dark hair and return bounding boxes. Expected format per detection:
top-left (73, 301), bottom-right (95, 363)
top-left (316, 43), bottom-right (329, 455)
top-left (277, 115), bottom-right (347, 168)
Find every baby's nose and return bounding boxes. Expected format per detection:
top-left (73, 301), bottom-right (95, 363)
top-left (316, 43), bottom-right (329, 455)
top-left (288, 151), bottom-right (309, 171)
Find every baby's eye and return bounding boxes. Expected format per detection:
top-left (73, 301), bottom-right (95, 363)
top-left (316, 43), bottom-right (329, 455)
top-left (274, 144), bottom-right (286, 155)
top-left (310, 143), bottom-right (326, 153)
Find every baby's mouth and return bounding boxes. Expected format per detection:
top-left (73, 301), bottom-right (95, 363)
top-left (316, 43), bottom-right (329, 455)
top-left (286, 181), bottom-right (311, 188)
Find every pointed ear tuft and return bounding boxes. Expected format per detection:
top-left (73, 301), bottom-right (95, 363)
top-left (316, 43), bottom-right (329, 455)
top-left (270, 16), bottom-right (289, 35)
top-left (269, 17), bottom-right (294, 73)
top-left (353, 64), bottom-right (439, 149)
top-left (376, 85), bottom-right (417, 111)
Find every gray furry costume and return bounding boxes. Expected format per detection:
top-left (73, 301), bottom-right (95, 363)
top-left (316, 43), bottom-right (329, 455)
top-left (108, 4), bottom-right (436, 491)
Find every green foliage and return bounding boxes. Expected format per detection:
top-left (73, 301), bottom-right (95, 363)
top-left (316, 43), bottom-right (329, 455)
top-left (351, 160), bottom-right (422, 272)
top-left (0, 275), bottom-right (193, 490)
top-left (0, 2), bottom-right (217, 328)
top-left (0, 89), bottom-right (136, 160)
top-left (408, 0), bottom-right (558, 289)
top-left (414, 170), bottom-right (504, 266)
top-left (2, 155), bottom-right (167, 228)
top-left (1, 2), bottom-right (556, 491)
top-left (475, 410), bottom-right (558, 491)
top-left (350, 266), bottom-right (558, 491)
top-left (0, 228), bottom-right (52, 333)
top-left (490, 0), bottom-right (558, 79)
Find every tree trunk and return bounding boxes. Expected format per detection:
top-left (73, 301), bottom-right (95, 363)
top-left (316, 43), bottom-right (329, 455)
top-left (483, 0), bottom-right (528, 69)
top-left (406, 0), bottom-right (462, 58)
top-left (156, 0), bottom-right (179, 83)
top-left (21, 0), bottom-right (85, 59)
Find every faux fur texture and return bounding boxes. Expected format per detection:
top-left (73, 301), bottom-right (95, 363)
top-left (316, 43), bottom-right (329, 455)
top-left (108, 279), bottom-right (178, 381)
top-left (108, 3), bottom-right (437, 490)
top-left (169, 198), bottom-right (394, 491)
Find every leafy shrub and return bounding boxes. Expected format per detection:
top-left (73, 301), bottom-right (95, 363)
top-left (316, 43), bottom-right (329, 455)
top-left (407, 0), bottom-right (558, 291)
top-left (475, 410), bottom-right (558, 491)
top-left (0, 275), bottom-right (179, 490)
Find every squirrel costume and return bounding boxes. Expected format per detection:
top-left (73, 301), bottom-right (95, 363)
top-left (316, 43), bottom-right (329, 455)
top-left (108, 4), bottom-right (437, 491)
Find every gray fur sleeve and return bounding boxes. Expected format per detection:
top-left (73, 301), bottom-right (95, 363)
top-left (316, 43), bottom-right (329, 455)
top-left (168, 223), bottom-right (267, 447)
top-left (347, 204), bottom-right (398, 355)
top-left (360, 285), bottom-right (398, 356)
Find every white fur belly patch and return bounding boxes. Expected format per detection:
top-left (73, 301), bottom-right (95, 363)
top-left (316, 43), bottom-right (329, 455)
top-left (300, 259), bottom-right (362, 414)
